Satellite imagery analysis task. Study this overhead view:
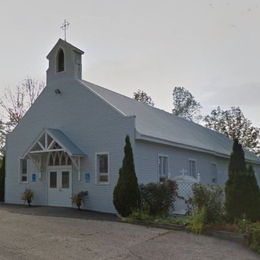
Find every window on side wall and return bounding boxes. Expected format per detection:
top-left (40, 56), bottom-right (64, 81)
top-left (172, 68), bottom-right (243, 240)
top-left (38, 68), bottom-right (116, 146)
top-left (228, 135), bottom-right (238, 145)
top-left (211, 163), bottom-right (218, 184)
top-left (158, 155), bottom-right (168, 182)
top-left (20, 159), bottom-right (28, 183)
top-left (96, 153), bottom-right (109, 184)
top-left (189, 159), bottom-right (197, 178)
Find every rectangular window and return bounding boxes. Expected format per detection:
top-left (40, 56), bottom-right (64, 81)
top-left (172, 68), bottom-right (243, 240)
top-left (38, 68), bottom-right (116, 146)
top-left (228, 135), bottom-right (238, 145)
top-left (189, 160), bottom-right (197, 178)
top-left (20, 159), bottom-right (28, 183)
top-left (211, 163), bottom-right (218, 184)
top-left (159, 155), bottom-right (168, 182)
top-left (96, 153), bottom-right (109, 184)
top-left (50, 171), bottom-right (57, 188)
top-left (62, 171), bottom-right (70, 188)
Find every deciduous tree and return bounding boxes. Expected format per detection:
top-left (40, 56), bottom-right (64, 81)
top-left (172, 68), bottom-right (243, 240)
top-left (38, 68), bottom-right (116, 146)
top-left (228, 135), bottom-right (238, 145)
top-left (0, 77), bottom-right (45, 132)
top-left (204, 106), bottom-right (260, 154)
top-left (133, 89), bottom-right (154, 106)
top-left (172, 87), bottom-right (202, 122)
top-left (0, 77), bottom-right (44, 152)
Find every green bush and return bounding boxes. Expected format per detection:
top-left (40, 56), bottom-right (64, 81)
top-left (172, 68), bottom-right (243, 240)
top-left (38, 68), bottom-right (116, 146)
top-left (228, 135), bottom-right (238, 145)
top-left (113, 136), bottom-right (141, 217)
top-left (128, 209), bottom-right (153, 222)
top-left (187, 207), bottom-right (207, 234)
top-left (139, 179), bottom-right (178, 216)
top-left (0, 156), bottom-right (5, 201)
top-left (71, 191), bottom-right (88, 210)
top-left (21, 189), bottom-right (33, 206)
top-left (191, 183), bottom-right (224, 224)
top-left (225, 139), bottom-right (260, 222)
top-left (247, 222), bottom-right (260, 253)
top-left (236, 218), bottom-right (252, 234)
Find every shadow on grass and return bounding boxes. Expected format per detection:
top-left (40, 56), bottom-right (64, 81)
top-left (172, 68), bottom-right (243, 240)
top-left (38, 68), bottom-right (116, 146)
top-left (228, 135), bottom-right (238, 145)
top-left (0, 202), bottom-right (118, 222)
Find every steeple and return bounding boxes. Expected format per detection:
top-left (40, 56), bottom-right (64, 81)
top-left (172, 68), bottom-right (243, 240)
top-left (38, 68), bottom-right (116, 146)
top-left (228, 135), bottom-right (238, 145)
top-left (46, 39), bottom-right (84, 84)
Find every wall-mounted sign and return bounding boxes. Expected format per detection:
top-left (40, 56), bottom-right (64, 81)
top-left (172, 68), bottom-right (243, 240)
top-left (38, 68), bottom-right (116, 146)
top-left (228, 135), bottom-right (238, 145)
top-left (85, 173), bottom-right (90, 183)
top-left (32, 174), bottom-right (37, 182)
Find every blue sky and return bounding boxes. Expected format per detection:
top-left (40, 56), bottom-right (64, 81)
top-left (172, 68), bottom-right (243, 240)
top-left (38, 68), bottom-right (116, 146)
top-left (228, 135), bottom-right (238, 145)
top-left (1, 0), bottom-right (260, 126)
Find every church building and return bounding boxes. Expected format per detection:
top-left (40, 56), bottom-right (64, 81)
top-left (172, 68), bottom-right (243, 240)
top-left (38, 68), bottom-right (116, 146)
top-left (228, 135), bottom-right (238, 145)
top-left (5, 39), bottom-right (260, 213)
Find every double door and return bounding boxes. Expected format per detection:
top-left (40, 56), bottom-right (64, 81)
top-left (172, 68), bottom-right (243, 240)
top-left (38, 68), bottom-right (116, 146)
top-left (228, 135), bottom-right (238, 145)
top-left (48, 167), bottom-right (72, 207)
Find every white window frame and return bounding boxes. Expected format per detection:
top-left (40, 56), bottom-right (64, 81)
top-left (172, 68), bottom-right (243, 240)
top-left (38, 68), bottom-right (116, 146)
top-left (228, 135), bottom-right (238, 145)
top-left (158, 154), bottom-right (169, 182)
top-left (211, 163), bottom-right (218, 184)
top-left (188, 159), bottom-right (197, 179)
top-left (95, 152), bottom-right (110, 185)
top-left (19, 158), bottom-right (28, 184)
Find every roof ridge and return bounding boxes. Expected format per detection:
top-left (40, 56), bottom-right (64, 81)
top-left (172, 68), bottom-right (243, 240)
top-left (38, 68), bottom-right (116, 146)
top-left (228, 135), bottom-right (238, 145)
top-left (81, 80), bottom-right (259, 162)
top-left (83, 80), bottom-right (230, 138)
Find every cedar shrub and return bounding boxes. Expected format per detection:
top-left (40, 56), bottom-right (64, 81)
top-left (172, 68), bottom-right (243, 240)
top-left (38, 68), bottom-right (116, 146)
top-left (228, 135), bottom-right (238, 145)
top-left (225, 139), bottom-right (260, 222)
top-left (113, 136), bottom-right (140, 217)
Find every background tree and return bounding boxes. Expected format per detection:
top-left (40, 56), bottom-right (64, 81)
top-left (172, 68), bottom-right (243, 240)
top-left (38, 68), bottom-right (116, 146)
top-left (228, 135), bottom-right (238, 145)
top-left (0, 77), bottom-right (44, 152)
top-left (0, 77), bottom-right (45, 132)
top-left (225, 139), bottom-right (260, 222)
top-left (0, 121), bottom-right (6, 154)
top-left (172, 86), bottom-right (202, 122)
top-left (113, 136), bottom-right (140, 217)
top-left (204, 106), bottom-right (260, 154)
top-left (133, 89), bottom-right (154, 106)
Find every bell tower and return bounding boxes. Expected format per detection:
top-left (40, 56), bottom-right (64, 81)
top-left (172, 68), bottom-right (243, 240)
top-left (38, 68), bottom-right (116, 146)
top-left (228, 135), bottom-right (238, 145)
top-left (46, 39), bottom-right (84, 84)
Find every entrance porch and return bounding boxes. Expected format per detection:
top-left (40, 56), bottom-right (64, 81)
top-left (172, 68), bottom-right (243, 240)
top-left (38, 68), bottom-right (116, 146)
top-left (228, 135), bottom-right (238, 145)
top-left (21, 128), bottom-right (85, 207)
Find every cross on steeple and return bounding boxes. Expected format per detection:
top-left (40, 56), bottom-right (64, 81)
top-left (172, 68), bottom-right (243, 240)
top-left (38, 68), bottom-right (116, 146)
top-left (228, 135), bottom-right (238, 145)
top-left (60, 19), bottom-right (70, 41)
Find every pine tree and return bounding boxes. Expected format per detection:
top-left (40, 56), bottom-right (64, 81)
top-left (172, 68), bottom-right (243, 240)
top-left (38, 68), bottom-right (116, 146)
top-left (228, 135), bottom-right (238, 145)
top-left (243, 165), bottom-right (260, 221)
top-left (113, 136), bottom-right (140, 217)
top-left (228, 139), bottom-right (246, 172)
top-left (225, 140), bottom-right (260, 221)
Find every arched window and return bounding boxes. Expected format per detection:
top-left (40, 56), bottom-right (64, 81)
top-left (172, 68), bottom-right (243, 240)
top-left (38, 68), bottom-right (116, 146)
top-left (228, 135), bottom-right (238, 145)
top-left (48, 151), bottom-right (72, 166)
top-left (57, 49), bottom-right (64, 72)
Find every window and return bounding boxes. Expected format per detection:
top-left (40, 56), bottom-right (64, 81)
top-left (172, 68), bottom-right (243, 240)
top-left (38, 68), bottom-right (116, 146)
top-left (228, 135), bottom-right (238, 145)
top-left (62, 171), bottom-right (70, 188)
top-left (189, 160), bottom-right (197, 178)
top-left (48, 151), bottom-right (72, 166)
top-left (49, 171), bottom-right (57, 188)
top-left (96, 153), bottom-right (109, 184)
top-left (211, 163), bottom-right (218, 184)
top-left (57, 49), bottom-right (64, 72)
top-left (20, 159), bottom-right (28, 183)
top-left (158, 155), bottom-right (168, 182)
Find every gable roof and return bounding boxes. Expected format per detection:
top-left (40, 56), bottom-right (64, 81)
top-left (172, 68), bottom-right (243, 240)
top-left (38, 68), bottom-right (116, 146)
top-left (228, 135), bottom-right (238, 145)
top-left (47, 39), bottom-right (84, 59)
top-left (81, 80), bottom-right (260, 164)
top-left (47, 129), bottom-right (85, 156)
top-left (23, 128), bottom-right (85, 158)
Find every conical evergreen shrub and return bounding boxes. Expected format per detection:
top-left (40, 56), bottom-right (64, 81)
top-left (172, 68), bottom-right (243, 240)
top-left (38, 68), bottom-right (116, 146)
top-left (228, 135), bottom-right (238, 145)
top-left (113, 136), bottom-right (140, 217)
top-left (243, 165), bottom-right (260, 221)
top-left (225, 139), bottom-right (260, 222)
top-left (228, 139), bottom-right (246, 172)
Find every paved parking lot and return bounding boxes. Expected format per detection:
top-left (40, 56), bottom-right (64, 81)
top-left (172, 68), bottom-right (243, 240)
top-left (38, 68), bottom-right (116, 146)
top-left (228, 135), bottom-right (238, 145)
top-left (0, 204), bottom-right (258, 260)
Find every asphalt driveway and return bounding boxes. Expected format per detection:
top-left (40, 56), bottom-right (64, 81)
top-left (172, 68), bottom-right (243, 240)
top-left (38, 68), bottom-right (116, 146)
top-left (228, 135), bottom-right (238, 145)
top-left (0, 204), bottom-right (258, 260)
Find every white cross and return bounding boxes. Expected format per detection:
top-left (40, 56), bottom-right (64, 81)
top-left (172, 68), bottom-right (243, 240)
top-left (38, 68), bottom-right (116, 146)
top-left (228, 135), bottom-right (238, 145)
top-left (60, 19), bottom-right (70, 41)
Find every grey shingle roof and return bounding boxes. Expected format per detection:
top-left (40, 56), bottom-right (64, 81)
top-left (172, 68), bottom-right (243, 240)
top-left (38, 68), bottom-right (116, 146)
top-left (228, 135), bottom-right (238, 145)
top-left (47, 129), bottom-right (85, 156)
top-left (82, 80), bottom-right (260, 164)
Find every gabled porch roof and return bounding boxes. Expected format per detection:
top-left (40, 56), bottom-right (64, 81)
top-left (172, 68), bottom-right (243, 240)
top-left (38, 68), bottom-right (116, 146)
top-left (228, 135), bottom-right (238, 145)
top-left (22, 128), bottom-right (85, 159)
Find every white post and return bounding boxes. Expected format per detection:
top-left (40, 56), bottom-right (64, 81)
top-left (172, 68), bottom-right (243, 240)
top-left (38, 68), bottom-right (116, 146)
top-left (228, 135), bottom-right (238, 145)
top-left (197, 172), bottom-right (201, 183)
top-left (78, 157), bottom-right (81, 181)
